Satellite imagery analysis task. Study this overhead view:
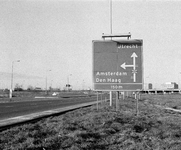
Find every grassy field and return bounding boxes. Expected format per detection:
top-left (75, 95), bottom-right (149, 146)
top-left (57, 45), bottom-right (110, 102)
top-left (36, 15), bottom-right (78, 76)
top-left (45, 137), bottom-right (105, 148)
top-left (141, 94), bottom-right (181, 109)
top-left (1, 94), bottom-right (181, 149)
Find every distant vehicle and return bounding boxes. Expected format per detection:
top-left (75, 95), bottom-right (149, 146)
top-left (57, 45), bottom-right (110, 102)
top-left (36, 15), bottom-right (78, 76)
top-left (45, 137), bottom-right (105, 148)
top-left (52, 92), bottom-right (58, 96)
top-left (34, 87), bottom-right (42, 91)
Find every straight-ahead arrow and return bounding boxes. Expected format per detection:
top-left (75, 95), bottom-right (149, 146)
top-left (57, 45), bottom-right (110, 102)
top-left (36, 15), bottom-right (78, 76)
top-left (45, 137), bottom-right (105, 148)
top-left (131, 52), bottom-right (137, 70)
top-left (120, 52), bottom-right (138, 82)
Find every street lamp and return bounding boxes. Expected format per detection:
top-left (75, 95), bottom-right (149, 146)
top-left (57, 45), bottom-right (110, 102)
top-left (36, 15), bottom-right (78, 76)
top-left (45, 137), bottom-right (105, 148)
top-left (10, 60), bottom-right (20, 99)
top-left (46, 69), bottom-right (51, 94)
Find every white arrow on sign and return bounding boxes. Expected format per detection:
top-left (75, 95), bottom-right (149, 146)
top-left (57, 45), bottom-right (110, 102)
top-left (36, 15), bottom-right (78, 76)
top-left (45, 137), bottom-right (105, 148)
top-left (131, 52), bottom-right (137, 70)
top-left (120, 52), bottom-right (138, 82)
top-left (120, 52), bottom-right (137, 70)
top-left (120, 63), bottom-right (134, 70)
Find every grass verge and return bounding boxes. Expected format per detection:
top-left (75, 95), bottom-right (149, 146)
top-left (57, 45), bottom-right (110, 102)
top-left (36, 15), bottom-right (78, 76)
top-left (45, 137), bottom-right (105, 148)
top-left (1, 96), bottom-right (181, 150)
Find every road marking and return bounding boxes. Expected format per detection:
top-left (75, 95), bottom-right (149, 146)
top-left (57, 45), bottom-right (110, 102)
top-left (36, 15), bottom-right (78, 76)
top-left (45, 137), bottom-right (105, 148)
top-left (35, 97), bottom-right (59, 99)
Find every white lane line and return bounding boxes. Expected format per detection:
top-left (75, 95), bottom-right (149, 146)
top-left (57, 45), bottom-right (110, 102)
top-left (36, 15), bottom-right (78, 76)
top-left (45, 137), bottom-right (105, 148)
top-left (35, 97), bottom-right (59, 99)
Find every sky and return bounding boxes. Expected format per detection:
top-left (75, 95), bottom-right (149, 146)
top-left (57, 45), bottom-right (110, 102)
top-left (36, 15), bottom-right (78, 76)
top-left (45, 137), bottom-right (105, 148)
top-left (0, 0), bottom-right (181, 90)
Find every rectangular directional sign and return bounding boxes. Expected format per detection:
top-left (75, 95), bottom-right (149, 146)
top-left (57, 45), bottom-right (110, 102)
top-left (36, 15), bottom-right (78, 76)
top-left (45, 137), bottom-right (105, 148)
top-left (93, 39), bottom-right (143, 91)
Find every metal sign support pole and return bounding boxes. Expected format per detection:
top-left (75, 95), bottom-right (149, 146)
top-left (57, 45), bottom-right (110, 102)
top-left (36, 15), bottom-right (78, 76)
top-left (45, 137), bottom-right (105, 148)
top-left (136, 93), bottom-right (139, 116)
top-left (134, 92), bottom-right (136, 99)
top-left (101, 93), bottom-right (103, 105)
top-left (110, 91), bottom-right (112, 106)
top-left (116, 91), bottom-right (119, 111)
top-left (97, 92), bottom-right (99, 110)
top-left (138, 93), bottom-right (141, 100)
top-left (123, 92), bottom-right (125, 100)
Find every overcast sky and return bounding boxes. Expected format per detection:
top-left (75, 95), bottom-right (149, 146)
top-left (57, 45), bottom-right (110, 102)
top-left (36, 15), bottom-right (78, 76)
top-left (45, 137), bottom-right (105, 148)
top-left (0, 0), bottom-right (181, 90)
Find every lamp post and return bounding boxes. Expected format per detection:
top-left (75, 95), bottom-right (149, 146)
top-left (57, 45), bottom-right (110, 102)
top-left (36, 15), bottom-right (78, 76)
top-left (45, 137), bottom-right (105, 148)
top-left (46, 69), bottom-right (51, 95)
top-left (10, 60), bottom-right (20, 99)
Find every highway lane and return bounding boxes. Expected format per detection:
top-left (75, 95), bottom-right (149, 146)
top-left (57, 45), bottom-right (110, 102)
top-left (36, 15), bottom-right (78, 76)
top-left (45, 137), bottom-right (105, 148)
top-left (0, 97), bottom-right (96, 120)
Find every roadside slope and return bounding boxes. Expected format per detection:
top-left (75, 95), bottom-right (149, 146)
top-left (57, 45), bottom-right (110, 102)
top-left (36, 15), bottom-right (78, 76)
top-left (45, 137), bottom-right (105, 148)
top-left (1, 96), bottom-right (181, 150)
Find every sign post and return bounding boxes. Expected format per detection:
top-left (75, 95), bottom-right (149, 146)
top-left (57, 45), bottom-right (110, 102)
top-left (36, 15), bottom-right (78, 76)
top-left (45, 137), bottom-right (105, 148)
top-left (109, 91), bottom-right (112, 106)
top-left (136, 93), bottom-right (139, 116)
top-left (97, 92), bottom-right (99, 110)
top-left (116, 91), bottom-right (119, 111)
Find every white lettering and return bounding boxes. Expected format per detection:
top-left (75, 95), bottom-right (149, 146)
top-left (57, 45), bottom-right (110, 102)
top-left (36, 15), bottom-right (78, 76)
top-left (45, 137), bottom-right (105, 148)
top-left (107, 78), bottom-right (112, 82)
top-left (96, 72), bottom-right (100, 76)
top-left (111, 85), bottom-right (123, 89)
top-left (118, 44), bottom-right (138, 49)
top-left (107, 78), bottom-right (121, 83)
top-left (96, 78), bottom-right (106, 82)
top-left (118, 79), bottom-right (121, 83)
top-left (96, 72), bottom-right (127, 76)
top-left (123, 72), bottom-right (127, 75)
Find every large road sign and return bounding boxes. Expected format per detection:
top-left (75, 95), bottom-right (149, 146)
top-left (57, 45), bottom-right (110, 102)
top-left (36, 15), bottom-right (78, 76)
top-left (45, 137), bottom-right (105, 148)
top-left (93, 39), bottom-right (143, 91)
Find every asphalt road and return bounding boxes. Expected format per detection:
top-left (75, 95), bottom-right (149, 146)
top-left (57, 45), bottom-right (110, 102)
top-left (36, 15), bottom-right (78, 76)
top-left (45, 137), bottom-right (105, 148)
top-left (0, 97), bottom-right (96, 120)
